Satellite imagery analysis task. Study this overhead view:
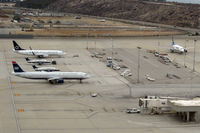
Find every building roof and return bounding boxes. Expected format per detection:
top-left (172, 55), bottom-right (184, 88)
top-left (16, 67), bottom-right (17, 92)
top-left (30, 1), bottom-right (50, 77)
top-left (170, 98), bottom-right (200, 107)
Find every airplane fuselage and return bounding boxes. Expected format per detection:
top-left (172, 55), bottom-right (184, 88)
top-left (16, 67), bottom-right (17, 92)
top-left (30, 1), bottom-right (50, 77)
top-left (171, 44), bottom-right (187, 53)
top-left (27, 60), bottom-right (51, 64)
top-left (12, 61), bottom-right (89, 84)
top-left (12, 71), bottom-right (89, 80)
top-left (35, 67), bottom-right (59, 71)
top-left (14, 49), bottom-right (65, 57)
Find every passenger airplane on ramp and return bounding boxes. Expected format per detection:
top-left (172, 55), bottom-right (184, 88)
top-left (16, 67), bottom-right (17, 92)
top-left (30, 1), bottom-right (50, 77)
top-left (13, 40), bottom-right (65, 58)
top-left (12, 61), bottom-right (89, 84)
top-left (32, 65), bottom-right (60, 72)
top-left (25, 57), bottom-right (54, 65)
top-left (170, 38), bottom-right (187, 54)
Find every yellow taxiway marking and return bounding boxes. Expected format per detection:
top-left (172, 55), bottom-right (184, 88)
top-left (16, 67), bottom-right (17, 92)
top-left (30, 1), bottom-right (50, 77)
top-left (12, 82), bottom-right (16, 84)
top-left (18, 109), bottom-right (24, 112)
top-left (14, 93), bottom-right (20, 96)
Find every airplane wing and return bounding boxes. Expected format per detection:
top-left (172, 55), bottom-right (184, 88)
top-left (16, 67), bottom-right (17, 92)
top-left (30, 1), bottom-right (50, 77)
top-left (34, 53), bottom-right (49, 58)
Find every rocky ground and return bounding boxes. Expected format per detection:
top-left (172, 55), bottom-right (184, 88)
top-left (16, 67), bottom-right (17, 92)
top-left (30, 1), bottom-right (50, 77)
top-left (42, 0), bottom-right (200, 28)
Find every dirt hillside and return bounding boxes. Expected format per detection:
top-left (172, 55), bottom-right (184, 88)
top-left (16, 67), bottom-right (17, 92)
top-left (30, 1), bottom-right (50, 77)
top-left (18, 0), bottom-right (200, 28)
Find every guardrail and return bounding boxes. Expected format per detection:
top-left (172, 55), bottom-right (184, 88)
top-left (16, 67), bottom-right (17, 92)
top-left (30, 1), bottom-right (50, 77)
top-left (0, 34), bottom-right (33, 39)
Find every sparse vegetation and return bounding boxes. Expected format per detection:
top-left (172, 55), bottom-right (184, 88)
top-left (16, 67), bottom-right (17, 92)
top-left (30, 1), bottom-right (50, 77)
top-left (16, 0), bottom-right (200, 28)
top-left (0, 14), bottom-right (9, 18)
top-left (47, 20), bottom-right (52, 24)
top-left (12, 28), bottom-right (183, 37)
top-left (55, 20), bottom-right (61, 24)
top-left (37, 19), bottom-right (45, 24)
top-left (16, 0), bottom-right (55, 9)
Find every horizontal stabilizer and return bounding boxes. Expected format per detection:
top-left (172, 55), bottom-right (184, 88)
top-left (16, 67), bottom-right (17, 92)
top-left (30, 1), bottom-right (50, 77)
top-left (32, 65), bottom-right (37, 69)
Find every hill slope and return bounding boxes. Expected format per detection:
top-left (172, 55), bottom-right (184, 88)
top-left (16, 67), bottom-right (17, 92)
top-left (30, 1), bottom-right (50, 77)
top-left (17, 0), bottom-right (200, 28)
top-left (16, 0), bottom-right (55, 9)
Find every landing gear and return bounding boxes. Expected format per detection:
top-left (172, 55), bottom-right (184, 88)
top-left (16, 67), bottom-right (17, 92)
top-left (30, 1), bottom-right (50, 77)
top-left (57, 79), bottom-right (64, 84)
top-left (49, 79), bottom-right (64, 84)
top-left (52, 60), bottom-right (57, 65)
top-left (49, 80), bottom-right (54, 84)
top-left (38, 55), bottom-right (43, 58)
top-left (80, 79), bottom-right (82, 83)
top-left (184, 49), bottom-right (187, 53)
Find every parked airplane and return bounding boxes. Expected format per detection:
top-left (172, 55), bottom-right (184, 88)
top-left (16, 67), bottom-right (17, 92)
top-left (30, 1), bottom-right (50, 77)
top-left (32, 65), bottom-right (60, 72)
top-left (25, 57), bottom-right (55, 65)
top-left (170, 38), bottom-right (187, 54)
top-left (12, 61), bottom-right (89, 84)
top-left (12, 40), bottom-right (65, 58)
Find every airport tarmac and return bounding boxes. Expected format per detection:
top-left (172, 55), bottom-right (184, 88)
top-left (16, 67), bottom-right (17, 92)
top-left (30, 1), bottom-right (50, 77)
top-left (1, 37), bottom-right (200, 133)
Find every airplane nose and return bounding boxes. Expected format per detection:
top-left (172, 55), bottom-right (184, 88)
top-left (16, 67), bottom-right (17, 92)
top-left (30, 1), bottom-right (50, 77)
top-left (85, 74), bottom-right (90, 78)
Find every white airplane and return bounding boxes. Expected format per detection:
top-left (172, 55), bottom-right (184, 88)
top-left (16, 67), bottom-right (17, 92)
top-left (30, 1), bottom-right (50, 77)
top-left (13, 40), bottom-right (65, 58)
top-left (25, 57), bottom-right (55, 65)
top-left (12, 61), bottom-right (89, 84)
top-left (32, 65), bottom-right (60, 72)
top-left (170, 38), bottom-right (187, 54)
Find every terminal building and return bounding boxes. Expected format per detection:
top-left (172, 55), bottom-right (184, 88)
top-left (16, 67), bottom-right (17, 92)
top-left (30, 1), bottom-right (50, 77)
top-left (139, 96), bottom-right (200, 122)
top-left (168, 98), bottom-right (200, 122)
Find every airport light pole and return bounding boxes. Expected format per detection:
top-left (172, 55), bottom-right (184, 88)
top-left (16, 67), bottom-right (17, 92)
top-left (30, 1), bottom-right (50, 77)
top-left (184, 39), bottom-right (188, 67)
top-left (95, 35), bottom-right (97, 52)
top-left (95, 40), bottom-right (96, 52)
top-left (86, 23), bottom-right (90, 50)
top-left (111, 36), bottom-right (114, 60)
top-left (157, 26), bottom-right (160, 53)
top-left (137, 46), bottom-right (141, 83)
top-left (86, 33), bottom-right (89, 49)
top-left (193, 39), bottom-right (197, 72)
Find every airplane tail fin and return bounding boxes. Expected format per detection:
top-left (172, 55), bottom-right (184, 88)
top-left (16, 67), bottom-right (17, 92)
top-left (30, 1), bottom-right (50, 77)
top-left (172, 41), bottom-right (175, 46)
top-left (12, 61), bottom-right (24, 73)
top-left (25, 57), bottom-right (30, 62)
top-left (13, 40), bottom-right (25, 50)
top-left (171, 36), bottom-right (175, 46)
top-left (32, 65), bottom-right (37, 69)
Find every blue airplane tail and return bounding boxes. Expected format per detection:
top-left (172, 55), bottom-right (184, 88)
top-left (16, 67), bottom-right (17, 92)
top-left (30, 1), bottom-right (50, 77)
top-left (12, 61), bottom-right (24, 73)
top-left (171, 36), bottom-right (175, 46)
top-left (172, 41), bottom-right (175, 46)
